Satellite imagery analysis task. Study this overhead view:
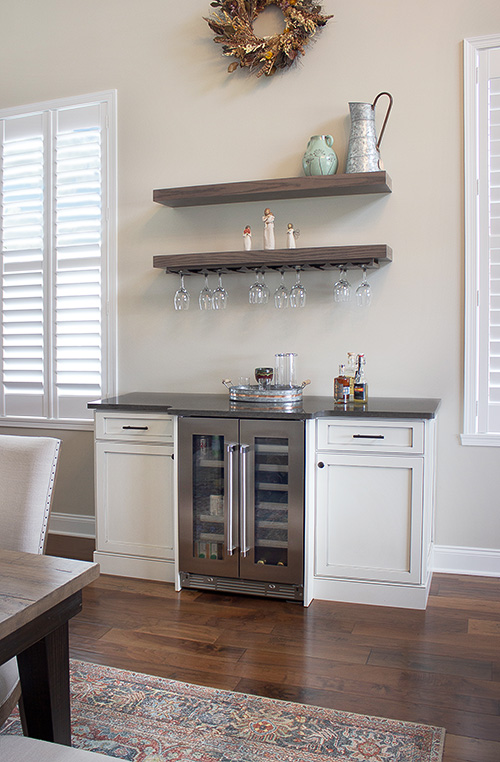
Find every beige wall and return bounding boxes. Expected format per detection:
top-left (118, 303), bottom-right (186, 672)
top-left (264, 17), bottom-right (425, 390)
top-left (1, 1), bottom-right (499, 549)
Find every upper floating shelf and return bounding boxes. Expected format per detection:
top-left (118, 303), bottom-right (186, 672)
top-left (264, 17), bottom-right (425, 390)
top-left (153, 172), bottom-right (392, 208)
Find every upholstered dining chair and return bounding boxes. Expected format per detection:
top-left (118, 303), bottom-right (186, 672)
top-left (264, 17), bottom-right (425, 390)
top-left (0, 435), bottom-right (61, 729)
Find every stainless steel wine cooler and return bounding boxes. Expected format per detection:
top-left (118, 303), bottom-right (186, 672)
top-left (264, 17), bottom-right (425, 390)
top-left (178, 417), bottom-right (304, 601)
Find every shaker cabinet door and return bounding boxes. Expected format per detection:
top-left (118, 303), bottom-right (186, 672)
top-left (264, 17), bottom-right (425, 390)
top-left (315, 453), bottom-right (424, 584)
top-left (96, 441), bottom-right (175, 560)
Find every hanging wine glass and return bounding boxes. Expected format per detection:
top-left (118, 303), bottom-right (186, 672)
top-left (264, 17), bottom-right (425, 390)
top-left (333, 266), bottom-right (351, 303)
top-left (356, 266), bottom-right (372, 307)
top-left (249, 270), bottom-right (265, 305)
top-left (213, 272), bottom-right (228, 310)
top-left (289, 268), bottom-right (306, 308)
top-left (274, 271), bottom-right (289, 309)
top-left (199, 273), bottom-right (213, 310)
top-left (174, 273), bottom-right (190, 311)
top-left (260, 271), bottom-right (270, 304)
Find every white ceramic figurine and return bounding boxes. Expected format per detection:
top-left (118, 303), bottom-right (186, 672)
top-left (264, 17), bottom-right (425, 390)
top-left (263, 208), bottom-right (275, 250)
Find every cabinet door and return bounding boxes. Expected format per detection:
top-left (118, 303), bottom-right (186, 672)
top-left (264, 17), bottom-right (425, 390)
top-left (239, 419), bottom-right (304, 585)
top-left (315, 453), bottom-right (423, 584)
top-left (177, 417), bottom-right (240, 577)
top-left (96, 441), bottom-right (175, 560)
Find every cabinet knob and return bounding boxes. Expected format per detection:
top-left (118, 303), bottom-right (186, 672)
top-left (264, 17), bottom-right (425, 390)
top-left (317, 461), bottom-right (325, 468)
top-left (171, 453), bottom-right (175, 460)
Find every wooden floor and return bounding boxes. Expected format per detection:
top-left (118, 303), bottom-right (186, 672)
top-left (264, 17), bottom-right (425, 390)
top-left (67, 567), bottom-right (500, 762)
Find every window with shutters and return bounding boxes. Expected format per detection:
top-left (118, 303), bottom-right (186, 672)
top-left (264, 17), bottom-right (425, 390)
top-left (463, 36), bottom-right (500, 446)
top-left (0, 91), bottom-right (116, 427)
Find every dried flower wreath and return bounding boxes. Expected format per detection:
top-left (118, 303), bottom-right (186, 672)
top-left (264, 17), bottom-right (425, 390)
top-left (204, 0), bottom-right (333, 78)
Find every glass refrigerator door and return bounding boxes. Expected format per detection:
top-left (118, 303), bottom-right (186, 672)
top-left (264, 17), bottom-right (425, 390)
top-left (178, 418), bottom-right (239, 577)
top-left (239, 420), bottom-right (304, 584)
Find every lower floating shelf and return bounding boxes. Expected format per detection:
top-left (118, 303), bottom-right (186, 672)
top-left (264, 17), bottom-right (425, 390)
top-left (153, 245), bottom-right (392, 275)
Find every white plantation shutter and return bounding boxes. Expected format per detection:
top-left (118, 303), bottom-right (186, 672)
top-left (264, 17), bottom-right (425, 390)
top-left (0, 92), bottom-right (116, 424)
top-left (464, 37), bottom-right (500, 444)
top-left (487, 75), bottom-right (500, 422)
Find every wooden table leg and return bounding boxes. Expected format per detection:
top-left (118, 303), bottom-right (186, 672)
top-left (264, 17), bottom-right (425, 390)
top-left (16, 621), bottom-right (71, 745)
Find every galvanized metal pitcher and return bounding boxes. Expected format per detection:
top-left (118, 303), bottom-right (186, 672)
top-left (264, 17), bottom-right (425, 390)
top-left (345, 92), bottom-right (393, 173)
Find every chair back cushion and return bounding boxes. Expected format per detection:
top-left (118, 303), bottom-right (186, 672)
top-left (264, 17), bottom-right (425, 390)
top-left (0, 435), bottom-right (60, 554)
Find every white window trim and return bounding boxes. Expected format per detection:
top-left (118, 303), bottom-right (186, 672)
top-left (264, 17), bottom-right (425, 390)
top-left (462, 35), bottom-right (500, 447)
top-left (0, 90), bottom-right (117, 429)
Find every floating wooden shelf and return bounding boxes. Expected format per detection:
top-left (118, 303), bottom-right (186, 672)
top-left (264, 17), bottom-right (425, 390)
top-left (153, 172), bottom-right (392, 208)
top-left (153, 245), bottom-right (392, 275)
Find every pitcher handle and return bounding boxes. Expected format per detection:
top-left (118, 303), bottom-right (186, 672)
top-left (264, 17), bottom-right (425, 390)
top-left (372, 92), bottom-right (393, 151)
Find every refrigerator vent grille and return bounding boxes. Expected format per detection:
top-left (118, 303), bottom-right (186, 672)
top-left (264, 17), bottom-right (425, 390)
top-left (180, 573), bottom-right (303, 601)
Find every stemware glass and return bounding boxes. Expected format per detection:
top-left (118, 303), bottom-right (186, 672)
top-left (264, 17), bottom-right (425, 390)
top-left (289, 268), bottom-right (306, 308)
top-left (260, 271), bottom-right (270, 304)
top-left (356, 266), bottom-right (372, 307)
top-left (333, 267), bottom-right (351, 303)
top-left (213, 272), bottom-right (228, 310)
top-left (174, 273), bottom-right (190, 311)
top-left (249, 270), bottom-right (265, 305)
top-left (199, 273), bottom-right (213, 311)
top-left (274, 271), bottom-right (289, 309)
top-left (249, 271), bottom-right (270, 305)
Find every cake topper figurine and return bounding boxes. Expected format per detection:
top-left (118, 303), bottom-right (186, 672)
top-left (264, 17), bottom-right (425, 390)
top-left (243, 225), bottom-right (252, 251)
top-left (263, 208), bottom-right (275, 250)
top-left (286, 223), bottom-right (300, 249)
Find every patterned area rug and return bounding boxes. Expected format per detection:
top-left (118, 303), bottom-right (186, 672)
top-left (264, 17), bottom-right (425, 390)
top-left (2, 660), bottom-right (445, 762)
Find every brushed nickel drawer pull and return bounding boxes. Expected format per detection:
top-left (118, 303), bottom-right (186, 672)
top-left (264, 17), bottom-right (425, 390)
top-left (352, 434), bottom-right (385, 439)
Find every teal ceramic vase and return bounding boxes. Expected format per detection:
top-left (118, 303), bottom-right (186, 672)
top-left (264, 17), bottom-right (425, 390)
top-left (302, 135), bottom-right (338, 176)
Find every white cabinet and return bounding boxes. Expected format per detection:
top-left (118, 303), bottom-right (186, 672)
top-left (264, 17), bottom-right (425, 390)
top-left (94, 412), bottom-right (177, 582)
top-left (310, 417), bottom-right (436, 609)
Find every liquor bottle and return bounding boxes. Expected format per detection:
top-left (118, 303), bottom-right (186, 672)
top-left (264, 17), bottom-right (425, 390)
top-left (354, 354), bottom-right (368, 402)
top-left (334, 364), bottom-right (350, 403)
top-left (346, 352), bottom-right (357, 400)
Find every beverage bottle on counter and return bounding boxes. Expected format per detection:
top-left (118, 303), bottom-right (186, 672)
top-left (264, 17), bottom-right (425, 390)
top-left (354, 354), bottom-right (368, 402)
top-left (334, 364), bottom-right (350, 404)
top-left (346, 352), bottom-right (358, 400)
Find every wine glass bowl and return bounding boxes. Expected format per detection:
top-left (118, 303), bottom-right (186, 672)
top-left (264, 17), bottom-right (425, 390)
top-left (274, 271), bottom-right (289, 309)
top-left (213, 272), bottom-right (228, 310)
top-left (174, 273), bottom-right (190, 310)
top-left (249, 270), bottom-right (265, 305)
top-left (356, 267), bottom-right (372, 307)
top-left (199, 273), bottom-right (214, 311)
top-left (333, 267), bottom-right (351, 303)
top-left (289, 268), bottom-right (306, 308)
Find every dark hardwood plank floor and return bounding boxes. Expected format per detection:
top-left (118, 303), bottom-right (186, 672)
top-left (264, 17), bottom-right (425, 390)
top-left (68, 571), bottom-right (500, 762)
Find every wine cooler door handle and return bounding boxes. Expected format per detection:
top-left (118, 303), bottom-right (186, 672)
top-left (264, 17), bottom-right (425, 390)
top-left (239, 444), bottom-right (250, 557)
top-left (226, 443), bottom-right (238, 555)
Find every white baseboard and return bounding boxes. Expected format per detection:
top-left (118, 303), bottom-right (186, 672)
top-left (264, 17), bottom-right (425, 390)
top-left (48, 512), bottom-right (96, 539)
top-left (433, 545), bottom-right (500, 577)
top-left (93, 551), bottom-right (175, 582)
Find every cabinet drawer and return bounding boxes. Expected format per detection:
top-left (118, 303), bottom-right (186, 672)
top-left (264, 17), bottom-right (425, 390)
top-left (95, 412), bottom-right (173, 442)
top-left (316, 419), bottom-right (424, 454)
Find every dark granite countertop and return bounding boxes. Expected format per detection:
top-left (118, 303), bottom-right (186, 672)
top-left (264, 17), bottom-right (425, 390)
top-left (88, 392), bottom-right (441, 420)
